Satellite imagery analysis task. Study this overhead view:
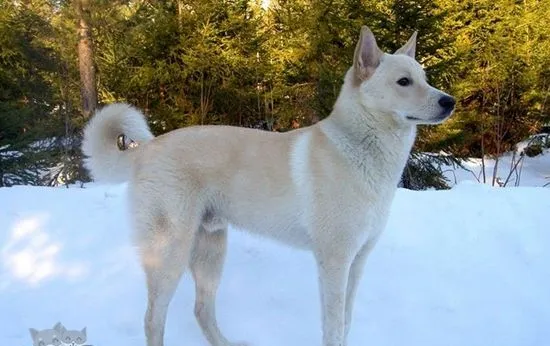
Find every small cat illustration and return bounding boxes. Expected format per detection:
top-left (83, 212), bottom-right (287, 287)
top-left (29, 322), bottom-right (64, 346)
top-left (57, 324), bottom-right (87, 346)
top-left (29, 322), bottom-right (88, 346)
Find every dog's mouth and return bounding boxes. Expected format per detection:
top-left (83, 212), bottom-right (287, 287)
top-left (432, 109), bottom-right (454, 122)
top-left (406, 111), bottom-right (453, 123)
top-left (439, 108), bottom-right (454, 118)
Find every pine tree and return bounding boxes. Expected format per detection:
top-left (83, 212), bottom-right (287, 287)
top-left (0, 1), bottom-right (64, 186)
top-left (1, 0), bottom-right (549, 188)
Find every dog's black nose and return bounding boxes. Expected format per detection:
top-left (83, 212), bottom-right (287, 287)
top-left (438, 95), bottom-right (456, 110)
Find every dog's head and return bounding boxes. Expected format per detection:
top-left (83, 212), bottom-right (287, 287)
top-left (350, 26), bottom-right (455, 125)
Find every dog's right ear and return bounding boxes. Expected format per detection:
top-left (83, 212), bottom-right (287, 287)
top-left (353, 26), bottom-right (383, 81)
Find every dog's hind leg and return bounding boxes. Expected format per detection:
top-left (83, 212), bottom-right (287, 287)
top-left (140, 213), bottom-right (197, 346)
top-left (190, 226), bottom-right (247, 346)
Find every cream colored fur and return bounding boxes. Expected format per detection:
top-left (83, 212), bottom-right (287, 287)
top-left (82, 26), bottom-right (455, 346)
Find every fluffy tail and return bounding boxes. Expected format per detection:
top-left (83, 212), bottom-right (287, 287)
top-left (81, 103), bottom-right (154, 183)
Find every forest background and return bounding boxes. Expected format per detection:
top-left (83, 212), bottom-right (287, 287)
top-left (1, 0), bottom-right (549, 188)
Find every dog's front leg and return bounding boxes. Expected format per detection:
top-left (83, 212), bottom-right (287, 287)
top-left (343, 239), bottom-right (378, 345)
top-left (316, 249), bottom-right (354, 346)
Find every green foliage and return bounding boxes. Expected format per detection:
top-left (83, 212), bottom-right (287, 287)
top-left (429, 0), bottom-right (550, 158)
top-left (1, 0), bottom-right (550, 189)
top-left (93, 0), bottom-right (269, 132)
top-left (524, 144), bottom-right (543, 158)
top-left (400, 152), bottom-right (460, 190)
top-left (0, 1), bottom-right (66, 186)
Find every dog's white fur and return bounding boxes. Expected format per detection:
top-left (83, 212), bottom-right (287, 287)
top-left (82, 26), bottom-right (454, 346)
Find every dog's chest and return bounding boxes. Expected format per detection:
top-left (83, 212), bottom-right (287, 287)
top-left (227, 193), bottom-right (312, 249)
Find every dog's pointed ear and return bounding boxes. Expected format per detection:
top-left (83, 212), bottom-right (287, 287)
top-left (353, 26), bottom-right (383, 81)
top-left (395, 31), bottom-right (418, 58)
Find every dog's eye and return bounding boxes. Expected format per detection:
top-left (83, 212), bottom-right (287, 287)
top-left (397, 77), bottom-right (411, 86)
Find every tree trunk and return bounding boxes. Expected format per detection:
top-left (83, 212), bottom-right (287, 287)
top-left (76, 0), bottom-right (97, 119)
top-left (177, 0), bottom-right (183, 33)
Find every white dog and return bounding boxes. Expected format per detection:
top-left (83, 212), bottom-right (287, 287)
top-left (82, 26), bottom-right (455, 346)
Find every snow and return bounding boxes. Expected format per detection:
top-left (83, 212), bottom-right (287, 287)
top-left (1, 182), bottom-right (549, 346)
top-left (442, 148), bottom-right (550, 188)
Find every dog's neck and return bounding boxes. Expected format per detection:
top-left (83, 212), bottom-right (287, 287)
top-left (319, 85), bottom-right (416, 187)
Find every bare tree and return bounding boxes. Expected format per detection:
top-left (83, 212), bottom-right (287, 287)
top-left (75, 0), bottom-right (97, 119)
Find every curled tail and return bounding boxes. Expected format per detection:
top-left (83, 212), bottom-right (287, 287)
top-left (81, 103), bottom-right (154, 183)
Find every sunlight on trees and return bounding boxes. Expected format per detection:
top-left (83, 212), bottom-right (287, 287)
top-left (1, 0), bottom-right (548, 188)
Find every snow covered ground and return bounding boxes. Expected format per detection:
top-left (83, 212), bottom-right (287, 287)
top-left (1, 179), bottom-right (549, 346)
top-left (442, 148), bottom-right (550, 188)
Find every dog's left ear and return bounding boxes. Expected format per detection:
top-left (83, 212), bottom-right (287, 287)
top-left (395, 31), bottom-right (418, 58)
